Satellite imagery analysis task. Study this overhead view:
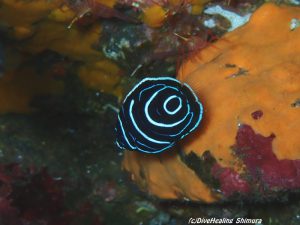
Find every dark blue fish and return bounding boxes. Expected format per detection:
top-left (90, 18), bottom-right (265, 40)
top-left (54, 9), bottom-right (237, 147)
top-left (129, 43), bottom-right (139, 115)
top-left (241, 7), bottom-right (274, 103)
top-left (115, 77), bottom-right (203, 154)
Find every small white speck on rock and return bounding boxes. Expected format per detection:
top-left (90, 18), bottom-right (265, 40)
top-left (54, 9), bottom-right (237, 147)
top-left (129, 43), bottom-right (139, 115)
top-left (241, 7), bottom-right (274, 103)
top-left (290, 18), bottom-right (300, 31)
top-left (204, 5), bottom-right (251, 31)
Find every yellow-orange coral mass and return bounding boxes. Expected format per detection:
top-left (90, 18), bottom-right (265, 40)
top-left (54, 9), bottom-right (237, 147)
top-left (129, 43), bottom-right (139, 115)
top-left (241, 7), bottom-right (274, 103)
top-left (123, 3), bottom-right (300, 202)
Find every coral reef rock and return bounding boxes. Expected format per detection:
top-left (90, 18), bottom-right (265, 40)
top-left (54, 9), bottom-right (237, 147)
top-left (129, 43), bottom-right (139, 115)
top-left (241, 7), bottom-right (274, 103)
top-left (123, 3), bottom-right (300, 203)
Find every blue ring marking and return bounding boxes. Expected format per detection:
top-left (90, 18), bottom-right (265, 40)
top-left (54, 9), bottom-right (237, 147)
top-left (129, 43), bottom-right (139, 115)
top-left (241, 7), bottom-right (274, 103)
top-left (183, 83), bottom-right (203, 133)
top-left (138, 83), bottom-right (164, 102)
top-left (123, 77), bottom-right (181, 103)
top-left (129, 99), bottom-right (171, 144)
top-left (136, 141), bottom-right (176, 154)
top-left (117, 115), bottom-right (135, 150)
top-left (163, 95), bottom-right (182, 115)
top-left (144, 87), bottom-right (190, 128)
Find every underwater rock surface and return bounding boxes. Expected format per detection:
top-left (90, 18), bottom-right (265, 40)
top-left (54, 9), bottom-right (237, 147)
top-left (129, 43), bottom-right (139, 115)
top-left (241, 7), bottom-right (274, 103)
top-left (2, 0), bottom-right (300, 224)
top-left (123, 3), bottom-right (300, 203)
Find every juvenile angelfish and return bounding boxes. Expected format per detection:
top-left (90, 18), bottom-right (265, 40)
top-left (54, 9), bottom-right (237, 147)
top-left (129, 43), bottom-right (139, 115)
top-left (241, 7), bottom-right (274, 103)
top-left (115, 77), bottom-right (203, 154)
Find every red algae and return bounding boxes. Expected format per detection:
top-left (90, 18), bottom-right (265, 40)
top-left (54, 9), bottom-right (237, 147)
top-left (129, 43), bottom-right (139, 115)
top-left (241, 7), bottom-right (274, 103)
top-left (211, 163), bottom-right (250, 197)
top-left (251, 110), bottom-right (263, 120)
top-left (210, 124), bottom-right (300, 197)
top-left (235, 125), bottom-right (300, 190)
